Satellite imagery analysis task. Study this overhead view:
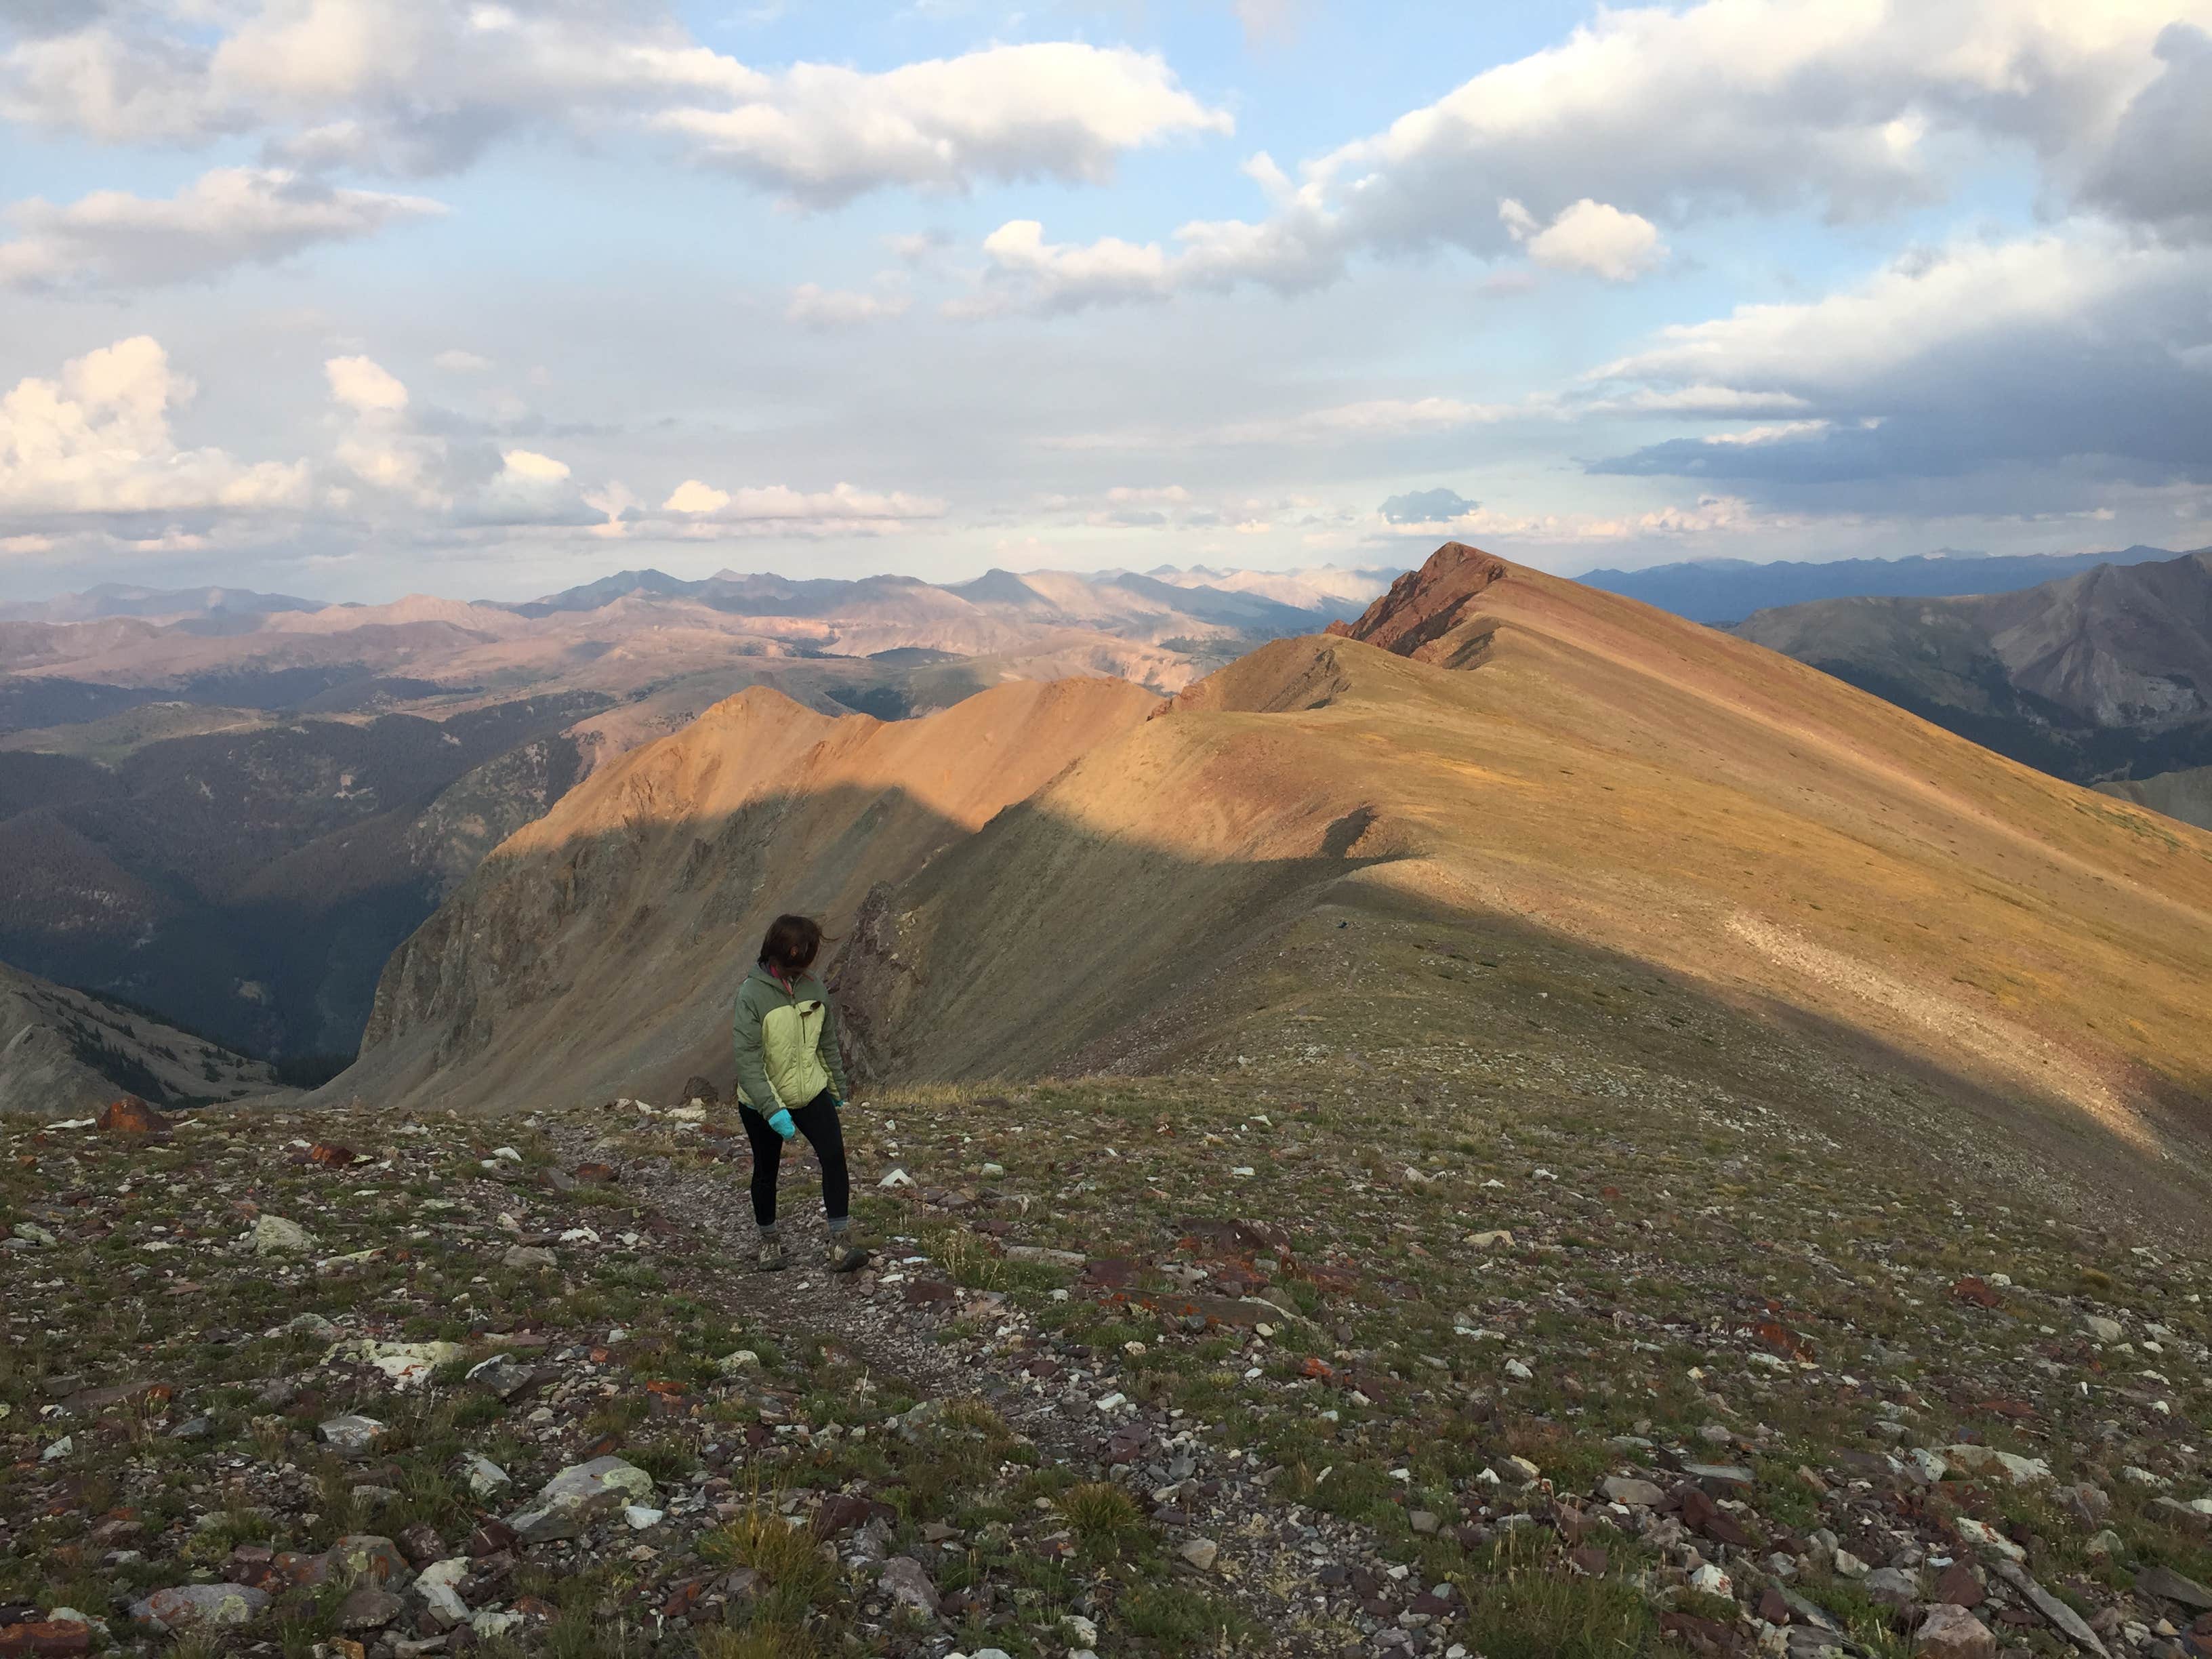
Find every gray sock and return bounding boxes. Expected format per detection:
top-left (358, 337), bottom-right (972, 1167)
top-left (758, 1221), bottom-right (779, 1239)
top-left (827, 1216), bottom-right (849, 1235)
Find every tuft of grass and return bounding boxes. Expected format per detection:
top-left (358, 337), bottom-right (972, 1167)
top-left (1454, 1532), bottom-right (1657, 1659)
top-left (1059, 1481), bottom-right (1145, 1561)
top-left (1118, 1582), bottom-right (1259, 1653)
top-left (699, 1501), bottom-right (835, 1631)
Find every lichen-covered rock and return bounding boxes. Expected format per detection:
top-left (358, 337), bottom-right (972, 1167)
top-left (253, 1214), bottom-right (313, 1254)
top-left (506, 1456), bottom-right (655, 1542)
top-left (316, 1414), bottom-right (388, 1458)
top-left (130, 1584), bottom-right (268, 1632)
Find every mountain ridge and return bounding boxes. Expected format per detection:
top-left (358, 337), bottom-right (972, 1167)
top-left (333, 544), bottom-right (2212, 1213)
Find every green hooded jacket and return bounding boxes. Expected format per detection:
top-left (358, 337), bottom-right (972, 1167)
top-left (731, 963), bottom-right (850, 1115)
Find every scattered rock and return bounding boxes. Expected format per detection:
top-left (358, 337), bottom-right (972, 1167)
top-left (462, 1456), bottom-right (510, 1499)
top-left (1864, 1567), bottom-right (1921, 1607)
top-left (414, 1561), bottom-right (471, 1629)
top-left (0, 1623), bottom-right (92, 1658)
top-left (253, 1214), bottom-right (314, 1254)
top-left (331, 1338), bottom-right (464, 1390)
top-left (1178, 1538), bottom-right (1220, 1572)
top-left (879, 1555), bottom-right (937, 1616)
top-left (1989, 1559), bottom-right (2112, 1657)
top-left (98, 1096), bottom-right (172, 1136)
top-left (317, 1414), bottom-right (388, 1458)
top-left (1943, 1443), bottom-right (2053, 1486)
top-left (1601, 1475), bottom-right (1666, 1507)
top-left (2081, 1315), bottom-right (2125, 1345)
top-left (501, 1244), bottom-right (557, 1271)
top-left (507, 1456), bottom-right (656, 1543)
top-left (1914, 1603), bottom-right (1998, 1659)
top-left (129, 1584), bottom-right (269, 1633)
top-left (464, 1354), bottom-right (536, 1399)
top-left (336, 1587), bottom-right (405, 1631)
top-left (1934, 1563), bottom-right (1986, 1608)
top-left (2137, 1565), bottom-right (2212, 1612)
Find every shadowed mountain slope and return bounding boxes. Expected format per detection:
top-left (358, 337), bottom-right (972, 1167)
top-left (338, 545), bottom-right (2212, 1208)
top-left (0, 961), bottom-right (277, 1116)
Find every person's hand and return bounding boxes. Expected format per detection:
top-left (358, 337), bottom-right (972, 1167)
top-left (768, 1109), bottom-right (797, 1141)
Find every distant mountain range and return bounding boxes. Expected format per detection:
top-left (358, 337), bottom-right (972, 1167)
top-left (1734, 549), bottom-right (2212, 790)
top-left (1580, 545), bottom-right (2197, 624)
top-left (0, 582), bottom-right (327, 624)
top-left (0, 560), bottom-right (1389, 1066)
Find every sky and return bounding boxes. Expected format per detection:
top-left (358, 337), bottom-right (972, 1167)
top-left (3, 0), bottom-right (2212, 603)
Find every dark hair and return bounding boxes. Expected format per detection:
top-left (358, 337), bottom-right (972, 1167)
top-left (758, 914), bottom-right (824, 976)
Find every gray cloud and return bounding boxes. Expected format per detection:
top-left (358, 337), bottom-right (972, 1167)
top-left (1586, 229), bottom-right (2212, 509)
top-left (0, 167), bottom-right (444, 291)
top-left (1379, 486), bottom-right (1478, 523)
top-left (2079, 24), bottom-right (2212, 243)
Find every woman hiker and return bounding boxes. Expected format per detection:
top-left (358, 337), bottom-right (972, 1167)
top-left (732, 914), bottom-right (869, 1274)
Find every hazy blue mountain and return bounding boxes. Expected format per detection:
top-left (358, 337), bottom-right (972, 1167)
top-left (1578, 546), bottom-right (2194, 624)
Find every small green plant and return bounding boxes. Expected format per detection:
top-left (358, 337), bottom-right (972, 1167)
top-left (1059, 1481), bottom-right (1144, 1561)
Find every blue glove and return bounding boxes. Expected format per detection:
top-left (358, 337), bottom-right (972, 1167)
top-left (767, 1108), bottom-right (797, 1141)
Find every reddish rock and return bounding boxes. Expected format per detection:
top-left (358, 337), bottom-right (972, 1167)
top-left (0, 1622), bottom-right (93, 1657)
top-left (573, 1164), bottom-right (618, 1185)
top-left (1934, 1562), bottom-right (1985, 1609)
top-left (97, 1096), bottom-right (171, 1136)
top-left (811, 1494), bottom-right (872, 1537)
top-left (903, 1279), bottom-right (956, 1306)
top-left (1679, 1486), bottom-right (1755, 1549)
top-left (1105, 1425), bottom-right (1151, 1465)
top-left (396, 1525), bottom-right (447, 1567)
top-left (1950, 1276), bottom-right (2003, 1308)
top-left (1914, 1603), bottom-right (1997, 1659)
top-left (1323, 542), bottom-right (1511, 661)
top-left (1656, 1610), bottom-right (1747, 1654)
top-left (1570, 1546), bottom-right (1611, 1577)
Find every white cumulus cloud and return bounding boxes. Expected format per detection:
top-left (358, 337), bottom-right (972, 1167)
top-left (0, 335), bottom-right (310, 518)
top-left (1499, 197), bottom-right (1664, 281)
top-left (2, 9), bottom-right (1229, 212)
top-left (948, 0), bottom-right (2212, 313)
top-left (501, 449), bottom-right (569, 482)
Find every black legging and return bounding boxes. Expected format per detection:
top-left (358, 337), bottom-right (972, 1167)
top-left (738, 1090), bottom-right (849, 1228)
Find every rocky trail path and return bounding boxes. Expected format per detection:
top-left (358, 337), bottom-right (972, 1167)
top-left (565, 1122), bottom-right (1429, 1657)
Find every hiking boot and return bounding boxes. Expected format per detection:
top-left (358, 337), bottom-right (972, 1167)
top-left (756, 1237), bottom-right (787, 1273)
top-left (825, 1234), bottom-right (869, 1274)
